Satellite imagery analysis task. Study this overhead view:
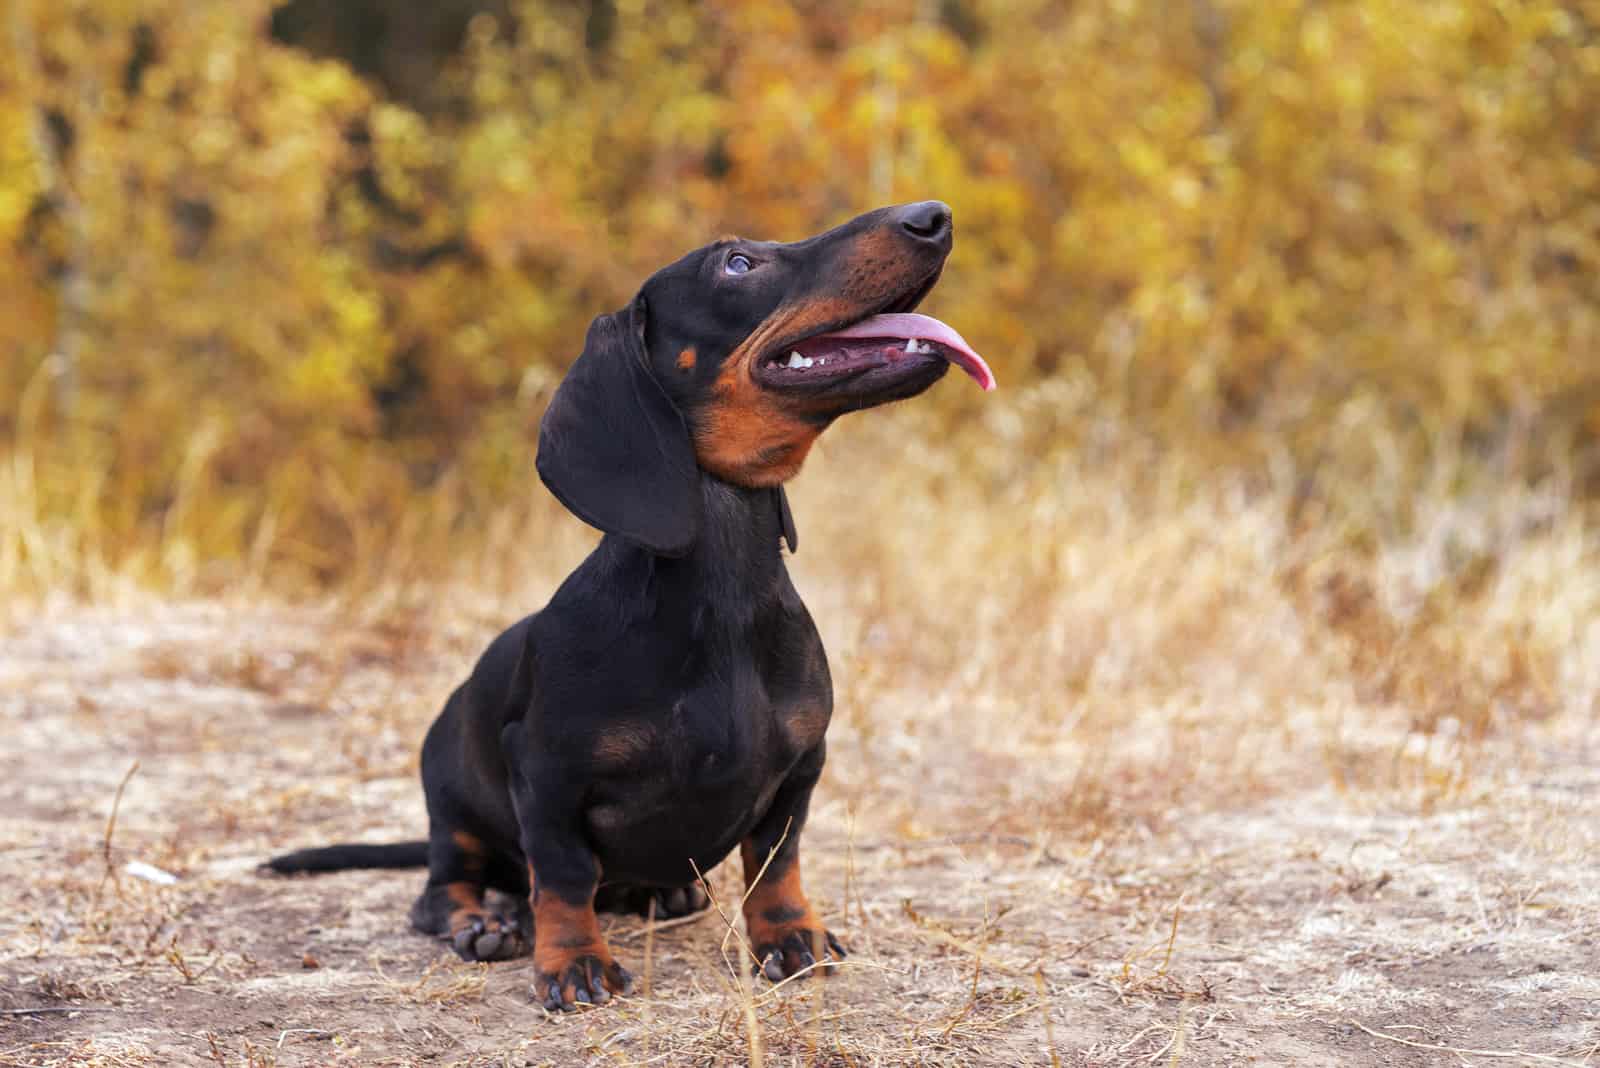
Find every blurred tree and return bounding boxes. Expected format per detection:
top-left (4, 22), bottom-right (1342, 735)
top-left (268, 0), bottom-right (517, 114)
top-left (2, 0), bottom-right (1597, 581)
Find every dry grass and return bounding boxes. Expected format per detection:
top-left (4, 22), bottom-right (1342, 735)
top-left (3, 389), bottom-right (1598, 1065)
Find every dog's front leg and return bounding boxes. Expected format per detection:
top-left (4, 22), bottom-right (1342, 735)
top-left (740, 746), bottom-right (847, 981)
top-left (503, 722), bottom-right (632, 1011)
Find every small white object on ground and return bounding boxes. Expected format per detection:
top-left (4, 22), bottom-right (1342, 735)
top-left (124, 860), bottom-right (179, 885)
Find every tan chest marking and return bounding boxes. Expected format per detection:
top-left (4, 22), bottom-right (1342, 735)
top-left (780, 702), bottom-right (830, 752)
top-left (591, 723), bottom-right (657, 771)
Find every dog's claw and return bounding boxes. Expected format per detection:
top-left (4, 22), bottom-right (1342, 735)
top-left (753, 928), bottom-right (845, 982)
top-left (536, 954), bottom-right (630, 1011)
top-left (826, 931), bottom-right (847, 959)
top-left (448, 913), bottom-right (525, 962)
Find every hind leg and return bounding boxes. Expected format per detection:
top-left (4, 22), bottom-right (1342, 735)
top-left (409, 829), bottom-right (529, 962)
top-left (594, 882), bottom-right (710, 919)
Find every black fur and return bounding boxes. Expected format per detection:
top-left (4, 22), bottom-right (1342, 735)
top-left (536, 295), bottom-right (703, 557)
top-left (263, 841), bottom-right (428, 872)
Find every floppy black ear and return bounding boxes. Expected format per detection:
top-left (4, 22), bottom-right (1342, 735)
top-left (537, 296), bottom-right (702, 556)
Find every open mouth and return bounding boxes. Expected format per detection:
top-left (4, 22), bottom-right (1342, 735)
top-left (757, 313), bottom-right (997, 393)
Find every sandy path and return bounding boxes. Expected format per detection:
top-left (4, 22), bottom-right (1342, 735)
top-left (2, 600), bottom-right (1596, 1066)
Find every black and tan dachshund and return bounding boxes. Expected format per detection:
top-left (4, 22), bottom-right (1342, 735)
top-left (265, 201), bottom-right (994, 1011)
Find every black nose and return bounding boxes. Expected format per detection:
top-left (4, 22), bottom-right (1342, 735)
top-left (897, 200), bottom-right (952, 245)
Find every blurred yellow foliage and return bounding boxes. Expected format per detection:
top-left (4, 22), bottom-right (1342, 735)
top-left (2, 0), bottom-right (1598, 586)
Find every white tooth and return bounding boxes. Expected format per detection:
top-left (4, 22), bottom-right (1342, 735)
top-left (818, 358), bottom-right (827, 366)
top-left (787, 351), bottom-right (804, 368)
top-left (802, 356), bottom-right (815, 368)
top-left (905, 338), bottom-right (917, 352)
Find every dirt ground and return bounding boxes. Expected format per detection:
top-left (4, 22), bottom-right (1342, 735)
top-left (2, 597), bottom-right (1597, 1067)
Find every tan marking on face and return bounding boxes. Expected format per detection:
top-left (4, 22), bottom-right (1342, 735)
top-left (692, 297), bottom-right (853, 486)
top-left (724, 296), bottom-right (864, 377)
top-left (690, 227), bottom-right (935, 486)
top-left (677, 347), bottom-right (697, 371)
top-left (693, 362), bottom-right (822, 486)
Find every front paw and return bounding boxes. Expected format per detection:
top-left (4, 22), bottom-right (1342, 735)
top-left (751, 925), bottom-right (846, 982)
top-left (449, 911), bottom-right (528, 962)
top-left (535, 953), bottom-right (634, 1011)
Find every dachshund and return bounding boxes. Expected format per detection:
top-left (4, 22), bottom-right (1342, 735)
top-left (265, 201), bottom-right (994, 1011)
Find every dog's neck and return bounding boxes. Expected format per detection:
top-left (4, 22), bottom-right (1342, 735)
top-left (673, 477), bottom-right (789, 600)
top-left (598, 477), bottom-right (792, 616)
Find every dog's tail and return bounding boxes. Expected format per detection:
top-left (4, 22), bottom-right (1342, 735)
top-left (262, 841), bottom-right (429, 875)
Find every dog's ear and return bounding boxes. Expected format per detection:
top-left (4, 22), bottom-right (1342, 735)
top-left (537, 295), bottom-right (702, 556)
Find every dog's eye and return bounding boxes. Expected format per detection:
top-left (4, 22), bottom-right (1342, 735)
top-left (724, 253), bottom-right (753, 276)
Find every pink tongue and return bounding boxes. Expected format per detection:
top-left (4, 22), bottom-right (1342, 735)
top-left (812, 313), bottom-right (997, 392)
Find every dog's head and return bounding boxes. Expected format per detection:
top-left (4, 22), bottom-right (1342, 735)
top-left (537, 201), bottom-right (994, 556)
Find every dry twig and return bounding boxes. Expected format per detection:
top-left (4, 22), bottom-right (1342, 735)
top-left (1353, 1021), bottom-right (1585, 1066)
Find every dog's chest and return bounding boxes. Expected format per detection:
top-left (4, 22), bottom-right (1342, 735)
top-left (583, 623), bottom-right (829, 848)
top-left (582, 683), bottom-right (821, 881)
top-left (567, 577), bottom-right (834, 885)
top-left (589, 670), bottom-right (826, 786)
